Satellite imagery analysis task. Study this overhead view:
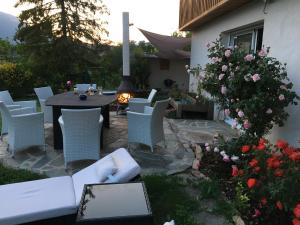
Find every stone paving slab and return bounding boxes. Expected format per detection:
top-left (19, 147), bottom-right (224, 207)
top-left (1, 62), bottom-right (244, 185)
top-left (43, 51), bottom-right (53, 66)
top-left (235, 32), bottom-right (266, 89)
top-left (0, 112), bottom-right (236, 178)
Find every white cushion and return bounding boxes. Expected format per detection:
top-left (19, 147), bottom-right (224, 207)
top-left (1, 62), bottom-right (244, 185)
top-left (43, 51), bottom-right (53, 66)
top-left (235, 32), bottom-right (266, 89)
top-left (95, 159), bottom-right (118, 182)
top-left (104, 174), bottom-right (119, 183)
top-left (72, 148), bottom-right (141, 206)
top-left (0, 176), bottom-right (76, 225)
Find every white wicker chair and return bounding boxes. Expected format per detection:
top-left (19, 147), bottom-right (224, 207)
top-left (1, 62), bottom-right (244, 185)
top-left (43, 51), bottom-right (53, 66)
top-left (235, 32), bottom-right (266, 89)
top-left (0, 102), bottom-right (45, 157)
top-left (58, 108), bottom-right (103, 168)
top-left (128, 89), bottom-right (157, 113)
top-left (34, 86), bottom-right (54, 123)
top-left (127, 98), bottom-right (170, 152)
top-left (0, 90), bottom-right (37, 135)
top-left (76, 84), bottom-right (96, 92)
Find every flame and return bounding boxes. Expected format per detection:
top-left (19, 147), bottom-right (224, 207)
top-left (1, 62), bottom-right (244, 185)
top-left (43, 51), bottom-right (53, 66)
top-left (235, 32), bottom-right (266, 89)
top-left (117, 92), bottom-right (133, 104)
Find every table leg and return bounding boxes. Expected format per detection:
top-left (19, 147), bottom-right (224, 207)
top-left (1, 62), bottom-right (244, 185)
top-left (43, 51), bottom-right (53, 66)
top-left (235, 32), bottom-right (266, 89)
top-left (53, 106), bottom-right (63, 150)
top-left (102, 104), bottom-right (110, 128)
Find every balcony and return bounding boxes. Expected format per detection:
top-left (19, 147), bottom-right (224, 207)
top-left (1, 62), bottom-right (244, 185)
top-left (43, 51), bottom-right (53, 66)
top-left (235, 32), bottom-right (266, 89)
top-left (179, 0), bottom-right (251, 31)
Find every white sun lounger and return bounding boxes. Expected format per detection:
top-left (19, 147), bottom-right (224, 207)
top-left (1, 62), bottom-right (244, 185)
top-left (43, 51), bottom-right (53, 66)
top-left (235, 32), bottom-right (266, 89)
top-left (0, 148), bottom-right (141, 225)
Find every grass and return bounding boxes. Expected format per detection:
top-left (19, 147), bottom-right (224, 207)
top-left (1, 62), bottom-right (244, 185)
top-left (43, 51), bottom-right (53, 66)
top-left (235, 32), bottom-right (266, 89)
top-left (143, 174), bottom-right (202, 225)
top-left (0, 163), bottom-right (46, 185)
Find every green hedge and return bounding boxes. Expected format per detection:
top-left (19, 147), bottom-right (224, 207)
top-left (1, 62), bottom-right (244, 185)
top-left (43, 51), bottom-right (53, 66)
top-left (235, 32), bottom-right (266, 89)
top-left (0, 62), bottom-right (34, 98)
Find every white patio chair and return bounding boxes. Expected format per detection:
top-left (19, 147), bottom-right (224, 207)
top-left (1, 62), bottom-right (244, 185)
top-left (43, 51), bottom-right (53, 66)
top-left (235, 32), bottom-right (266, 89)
top-left (127, 98), bottom-right (170, 152)
top-left (128, 89), bottom-right (157, 113)
top-left (0, 102), bottom-right (45, 157)
top-left (0, 90), bottom-right (37, 134)
top-left (58, 108), bottom-right (103, 168)
top-left (76, 83), bottom-right (96, 92)
top-left (34, 86), bottom-right (54, 123)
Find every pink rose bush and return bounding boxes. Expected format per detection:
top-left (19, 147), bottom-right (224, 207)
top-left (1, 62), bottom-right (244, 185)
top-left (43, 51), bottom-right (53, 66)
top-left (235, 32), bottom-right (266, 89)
top-left (191, 39), bottom-right (299, 137)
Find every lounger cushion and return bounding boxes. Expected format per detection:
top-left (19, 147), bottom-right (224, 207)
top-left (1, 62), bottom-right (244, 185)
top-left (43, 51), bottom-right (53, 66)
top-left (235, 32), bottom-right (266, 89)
top-left (95, 159), bottom-right (118, 182)
top-left (0, 176), bottom-right (76, 225)
top-left (72, 148), bottom-right (141, 206)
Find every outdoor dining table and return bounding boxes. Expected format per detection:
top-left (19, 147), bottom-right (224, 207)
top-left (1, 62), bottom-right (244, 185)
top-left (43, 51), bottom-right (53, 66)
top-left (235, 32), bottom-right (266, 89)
top-left (46, 92), bottom-right (116, 150)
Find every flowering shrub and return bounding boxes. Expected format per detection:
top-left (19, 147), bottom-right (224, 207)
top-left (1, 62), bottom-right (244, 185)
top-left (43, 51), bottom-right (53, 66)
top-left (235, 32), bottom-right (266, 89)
top-left (190, 39), bottom-right (299, 137)
top-left (231, 138), bottom-right (300, 224)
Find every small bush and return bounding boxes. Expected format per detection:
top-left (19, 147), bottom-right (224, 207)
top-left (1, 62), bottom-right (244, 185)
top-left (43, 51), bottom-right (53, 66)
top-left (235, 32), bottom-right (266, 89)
top-left (0, 62), bottom-right (34, 98)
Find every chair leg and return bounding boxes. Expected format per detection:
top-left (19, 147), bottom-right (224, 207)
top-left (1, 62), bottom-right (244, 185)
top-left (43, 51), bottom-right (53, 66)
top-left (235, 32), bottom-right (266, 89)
top-left (164, 139), bottom-right (167, 148)
top-left (150, 146), bottom-right (154, 152)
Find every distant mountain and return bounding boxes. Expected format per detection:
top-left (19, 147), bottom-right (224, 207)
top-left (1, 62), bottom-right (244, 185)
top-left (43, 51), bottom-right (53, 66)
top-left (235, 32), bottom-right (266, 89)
top-left (0, 11), bottom-right (19, 41)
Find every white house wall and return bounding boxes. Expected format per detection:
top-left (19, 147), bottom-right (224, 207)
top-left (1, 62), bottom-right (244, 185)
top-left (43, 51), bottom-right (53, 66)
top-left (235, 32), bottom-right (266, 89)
top-left (149, 59), bottom-right (190, 91)
top-left (189, 0), bottom-right (300, 145)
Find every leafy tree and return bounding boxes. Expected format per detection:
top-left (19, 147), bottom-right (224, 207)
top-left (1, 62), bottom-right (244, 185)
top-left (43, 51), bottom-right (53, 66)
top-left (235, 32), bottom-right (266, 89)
top-left (0, 39), bottom-right (16, 62)
top-left (15, 0), bottom-right (109, 89)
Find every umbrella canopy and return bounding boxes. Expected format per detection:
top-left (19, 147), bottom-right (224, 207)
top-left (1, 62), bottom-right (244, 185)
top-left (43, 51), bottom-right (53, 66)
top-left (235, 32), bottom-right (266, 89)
top-left (139, 28), bottom-right (191, 59)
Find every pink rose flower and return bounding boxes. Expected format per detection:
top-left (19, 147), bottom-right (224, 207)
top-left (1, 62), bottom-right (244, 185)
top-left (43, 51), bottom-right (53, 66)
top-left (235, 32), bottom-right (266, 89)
top-left (235, 66), bottom-right (240, 71)
top-left (185, 65), bottom-right (189, 69)
top-left (66, 80), bottom-right (72, 86)
top-left (222, 65), bottom-right (228, 72)
top-left (221, 85), bottom-right (227, 95)
top-left (279, 94), bottom-right (285, 101)
top-left (243, 120), bottom-right (251, 129)
top-left (225, 49), bottom-right (231, 57)
top-left (252, 73), bottom-right (261, 82)
top-left (258, 48), bottom-right (267, 57)
top-left (224, 109), bottom-right (230, 116)
top-left (218, 73), bottom-right (225, 80)
top-left (223, 154), bottom-right (230, 162)
top-left (213, 147), bottom-right (219, 153)
top-left (266, 108), bottom-right (273, 114)
top-left (205, 146), bottom-right (211, 152)
top-left (238, 110), bottom-right (244, 118)
top-left (244, 54), bottom-right (254, 62)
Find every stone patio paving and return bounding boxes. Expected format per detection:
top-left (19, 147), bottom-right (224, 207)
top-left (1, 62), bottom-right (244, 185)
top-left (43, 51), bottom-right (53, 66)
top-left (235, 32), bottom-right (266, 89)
top-left (0, 112), bottom-right (237, 177)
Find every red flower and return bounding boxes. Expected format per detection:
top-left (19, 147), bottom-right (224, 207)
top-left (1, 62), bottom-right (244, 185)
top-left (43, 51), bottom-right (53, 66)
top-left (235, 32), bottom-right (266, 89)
top-left (294, 204), bottom-right (300, 218)
top-left (276, 201), bottom-right (283, 210)
top-left (242, 145), bottom-right (251, 153)
top-left (289, 152), bottom-right (300, 161)
top-left (252, 208), bottom-right (261, 218)
top-left (267, 156), bottom-right (282, 169)
top-left (274, 169), bottom-right (284, 177)
top-left (238, 169), bottom-right (245, 176)
top-left (293, 218), bottom-right (300, 225)
top-left (231, 165), bottom-right (239, 177)
top-left (259, 138), bottom-right (267, 145)
top-left (257, 144), bottom-right (266, 151)
top-left (249, 158), bottom-right (259, 167)
top-left (261, 197), bottom-right (267, 205)
top-left (284, 147), bottom-right (297, 155)
top-left (247, 178), bottom-right (257, 188)
top-left (276, 139), bottom-right (289, 150)
top-left (253, 166), bottom-right (261, 173)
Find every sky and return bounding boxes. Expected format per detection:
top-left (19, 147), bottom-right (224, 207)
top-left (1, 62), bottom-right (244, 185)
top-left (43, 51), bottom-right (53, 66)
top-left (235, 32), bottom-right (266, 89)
top-left (0, 0), bottom-right (180, 43)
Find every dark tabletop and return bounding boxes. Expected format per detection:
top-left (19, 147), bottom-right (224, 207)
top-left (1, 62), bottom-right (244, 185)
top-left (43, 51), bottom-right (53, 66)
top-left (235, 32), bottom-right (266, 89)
top-left (77, 182), bottom-right (151, 222)
top-left (45, 92), bottom-right (116, 107)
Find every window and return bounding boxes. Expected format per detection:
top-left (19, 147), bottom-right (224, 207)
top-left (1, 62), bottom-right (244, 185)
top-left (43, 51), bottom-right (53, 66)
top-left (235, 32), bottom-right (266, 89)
top-left (228, 26), bottom-right (264, 52)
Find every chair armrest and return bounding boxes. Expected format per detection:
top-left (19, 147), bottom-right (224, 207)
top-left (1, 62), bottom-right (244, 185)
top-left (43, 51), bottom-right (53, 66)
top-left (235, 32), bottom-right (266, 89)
top-left (14, 100), bottom-right (37, 112)
top-left (144, 106), bottom-right (153, 114)
top-left (129, 98), bottom-right (148, 103)
top-left (10, 107), bottom-right (35, 115)
top-left (12, 112), bottom-right (43, 121)
top-left (7, 105), bottom-right (22, 110)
